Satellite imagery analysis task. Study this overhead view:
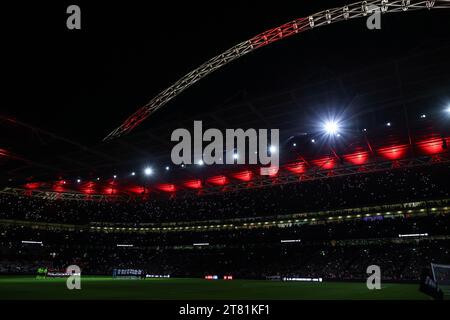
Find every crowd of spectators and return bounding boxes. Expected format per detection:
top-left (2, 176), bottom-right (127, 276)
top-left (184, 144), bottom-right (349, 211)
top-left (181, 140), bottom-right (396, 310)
top-left (0, 164), bottom-right (449, 224)
top-left (0, 164), bottom-right (449, 281)
top-left (0, 214), bottom-right (449, 281)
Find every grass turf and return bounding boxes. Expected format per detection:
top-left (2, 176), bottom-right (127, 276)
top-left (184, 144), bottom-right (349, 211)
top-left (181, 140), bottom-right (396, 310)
top-left (0, 276), bottom-right (433, 300)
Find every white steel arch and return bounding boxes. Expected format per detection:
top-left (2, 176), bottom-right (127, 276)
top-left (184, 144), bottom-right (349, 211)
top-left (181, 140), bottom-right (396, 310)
top-left (104, 0), bottom-right (450, 141)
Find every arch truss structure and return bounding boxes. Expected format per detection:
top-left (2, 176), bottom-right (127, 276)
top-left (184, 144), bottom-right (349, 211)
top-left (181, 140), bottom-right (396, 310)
top-left (104, 0), bottom-right (450, 141)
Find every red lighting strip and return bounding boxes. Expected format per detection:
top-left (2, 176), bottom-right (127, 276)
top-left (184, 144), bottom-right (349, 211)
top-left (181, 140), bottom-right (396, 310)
top-left (29, 137), bottom-right (450, 196)
top-left (207, 175), bottom-right (228, 186)
top-left (183, 180), bottom-right (202, 189)
top-left (232, 170), bottom-right (253, 182)
top-left (312, 157), bottom-right (336, 170)
top-left (157, 184), bottom-right (176, 192)
top-left (377, 144), bottom-right (409, 160)
top-left (416, 138), bottom-right (448, 155)
top-left (285, 161), bottom-right (307, 174)
top-left (343, 151), bottom-right (370, 165)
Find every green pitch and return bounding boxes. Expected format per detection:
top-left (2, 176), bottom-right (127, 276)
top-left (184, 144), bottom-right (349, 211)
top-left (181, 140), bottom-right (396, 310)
top-left (0, 276), bottom-right (433, 300)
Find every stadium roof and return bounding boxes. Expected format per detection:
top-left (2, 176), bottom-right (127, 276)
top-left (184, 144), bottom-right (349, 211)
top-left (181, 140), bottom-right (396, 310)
top-left (1, 1), bottom-right (450, 192)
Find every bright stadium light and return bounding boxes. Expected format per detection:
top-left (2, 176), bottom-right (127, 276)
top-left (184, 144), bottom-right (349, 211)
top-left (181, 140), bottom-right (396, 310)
top-left (113, 175), bottom-right (117, 179)
top-left (446, 105), bottom-right (450, 114)
top-left (165, 166), bottom-right (170, 171)
top-left (420, 114), bottom-right (427, 119)
top-left (144, 167), bottom-right (153, 176)
top-left (77, 179), bottom-right (81, 183)
top-left (323, 120), bottom-right (340, 135)
top-left (386, 122), bottom-right (391, 127)
top-left (311, 139), bottom-right (316, 143)
top-left (269, 145), bottom-right (277, 153)
top-left (197, 160), bottom-right (204, 166)
top-left (96, 177), bottom-right (100, 181)
top-left (292, 143), bottom-right (297, 147)
top-left (131, 172), bottom-right (136, 176)
top-left (233, 153), bottom-right (239, 160)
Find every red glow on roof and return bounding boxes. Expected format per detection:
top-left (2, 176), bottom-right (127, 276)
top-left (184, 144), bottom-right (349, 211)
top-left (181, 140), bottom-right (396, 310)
top-left (232, 170), bottom-right (253, 181)
top-left (285, 162), bottom-right (306, 174)
top-left (157, 184), bottom-right (176, 192)
top-left (102, 186), bottom-right (118, 195)
top-left (343, 151), bottom-right (370, 165)
top-left (184, 179), bottom-right (202, 189)
top-left (207, 175), bottom-right (228, 186)
top-left (377, 145), bottom-right (408, 160)
top-left (52, 180), bottom-right (67, 192)
top-left (81, 181), bottom-right (97, 194)
top-left (24, 182), bottom-right (41, 189)
top-left (312, 157), bottom-right (336, 170)
top-left (0, 148), bottom-right (9, 157)
top-left (416, 138), bottom-right (446, 155)
top-left (262, 166), bottom-right (279, 177)
top-left (37, 136), bottom-right (450, 197)
top-left (127, 186), bottom-right (146, 194)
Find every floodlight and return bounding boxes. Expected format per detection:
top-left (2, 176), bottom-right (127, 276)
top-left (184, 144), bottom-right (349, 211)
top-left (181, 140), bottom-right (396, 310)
top-left (323, 120), bottom-right (339, 135)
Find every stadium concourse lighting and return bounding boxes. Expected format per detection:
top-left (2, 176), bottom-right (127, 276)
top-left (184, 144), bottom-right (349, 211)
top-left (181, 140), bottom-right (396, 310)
top-left (21, 240), bottom-right (43, 245)
top-left (233, 153), bottom-right (239, 160)
top-left (420, 114), bottom-right (427, 119)
top-left (311, 139), bottom-right (316, 143)
top-left (197, 160), bottom-right (204, 166)
top-left (165, 166), bottom-right (170, 171)
top-left (144, 167), bottom-right (153, 176)
top-left (386, 122), bottom-right (391, 127)
top-left (131, 172), bottom-right (136, 176)
top-left (96, 177), bottom-right (100, 181)
top-left (113, 175), bottom-right (117, 179)
top-left (293, 143), bottom-right (297, 147)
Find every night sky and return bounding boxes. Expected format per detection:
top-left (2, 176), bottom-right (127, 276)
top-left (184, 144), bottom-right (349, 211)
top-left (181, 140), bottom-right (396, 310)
top-left (2, 1), bottom-right (450, 144)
